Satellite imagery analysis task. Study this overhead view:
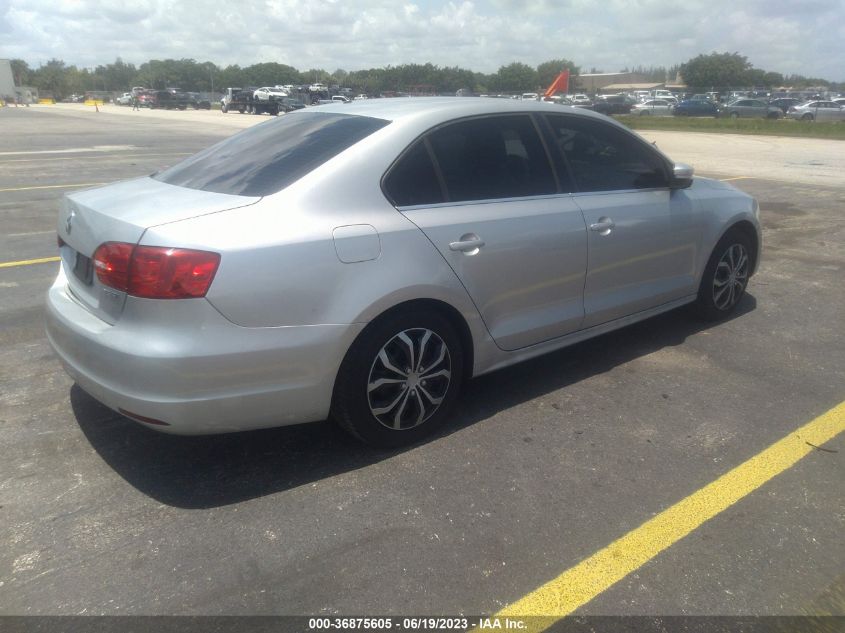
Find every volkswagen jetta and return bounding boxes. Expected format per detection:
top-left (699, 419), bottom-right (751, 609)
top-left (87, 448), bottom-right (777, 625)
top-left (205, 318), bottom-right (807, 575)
top-left (46, 99), bottom-right (761, 446)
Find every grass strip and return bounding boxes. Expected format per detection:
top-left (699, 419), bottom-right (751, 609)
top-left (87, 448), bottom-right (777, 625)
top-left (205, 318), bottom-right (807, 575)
top-left (615, 114), bottom-right (845, 140)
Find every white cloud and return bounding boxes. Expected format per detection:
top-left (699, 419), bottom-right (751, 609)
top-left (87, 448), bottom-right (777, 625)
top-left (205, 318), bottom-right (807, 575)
top-left (2, 0), bottom-right (843, 79)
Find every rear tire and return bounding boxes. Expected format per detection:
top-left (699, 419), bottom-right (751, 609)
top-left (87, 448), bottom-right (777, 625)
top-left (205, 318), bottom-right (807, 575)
top-left (802, 113), bottom-right (814, 121)
top-left (691, 230), bottom-right (753, 321)
top-left (331, 309), bottom-right (464, 447)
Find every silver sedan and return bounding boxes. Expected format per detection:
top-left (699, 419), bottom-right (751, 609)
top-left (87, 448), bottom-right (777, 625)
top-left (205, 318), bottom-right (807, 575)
top-left (630, 99), bottom-right (674, 116)
top-left (46, 99), bottom-right (761, 446)
top-left (786, 100), bottom-right (845, 122)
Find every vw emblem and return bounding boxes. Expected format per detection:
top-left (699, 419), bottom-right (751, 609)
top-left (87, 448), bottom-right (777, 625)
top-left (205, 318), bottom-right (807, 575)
top-left (66, 209), bottom-right (75, 235)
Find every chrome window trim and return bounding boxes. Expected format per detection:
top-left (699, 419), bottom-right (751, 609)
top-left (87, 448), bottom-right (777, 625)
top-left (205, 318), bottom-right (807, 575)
top-left (395, 191), bottom-right (575, 212)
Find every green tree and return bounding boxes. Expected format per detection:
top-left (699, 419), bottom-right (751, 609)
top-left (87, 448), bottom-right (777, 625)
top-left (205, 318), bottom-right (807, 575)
top-left (491, 62), bottom-right (538, 93)
top-left (31, 59), bottom-right (71, 98)
top-left (679, 52), bottom-right (753, 90)
top-left (762, 71), bottom-right (784, 87)
top-left (242, 62), bottom-right (302, 87)
top-left (95, 58), bottom-right (137, 91)
top-left (10, 59), bottom-right (30, 85)
top-left (536, 58), bottom-right (579, 89)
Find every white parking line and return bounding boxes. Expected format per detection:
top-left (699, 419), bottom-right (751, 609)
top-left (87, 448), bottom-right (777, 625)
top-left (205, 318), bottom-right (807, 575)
top-left (6, 230), bottom-right (55, 237)
top-left (0, 145), bottom-right (137, 157)
top-left (0, 152), bottom-right (192, 163)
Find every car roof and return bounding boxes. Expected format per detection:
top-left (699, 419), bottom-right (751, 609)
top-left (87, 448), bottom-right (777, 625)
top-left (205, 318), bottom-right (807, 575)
top-left (309, 97), bottom-right (613, 125)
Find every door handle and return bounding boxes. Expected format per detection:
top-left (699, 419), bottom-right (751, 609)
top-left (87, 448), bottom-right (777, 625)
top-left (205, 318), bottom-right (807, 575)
top-left (589, 218), bottom-right (615, 234)
top-left (449, 236), bottom-right (485, 252)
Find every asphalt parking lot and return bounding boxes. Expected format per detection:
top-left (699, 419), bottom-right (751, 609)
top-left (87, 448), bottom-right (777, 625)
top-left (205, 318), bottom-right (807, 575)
top-left (1, 105), bottom-right (843, 623)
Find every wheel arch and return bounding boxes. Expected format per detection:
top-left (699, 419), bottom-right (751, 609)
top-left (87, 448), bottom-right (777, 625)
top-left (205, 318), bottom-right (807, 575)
top-left (719, 220), bottom-right (760, 276)
top-left (338, 298), bottom-right (475, 388)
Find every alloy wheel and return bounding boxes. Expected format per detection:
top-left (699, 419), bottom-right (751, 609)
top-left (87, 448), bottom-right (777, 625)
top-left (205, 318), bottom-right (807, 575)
top-left (712, 243), bottom-right (749, 311)
top-left (367, 328), bottom-right (452, 430)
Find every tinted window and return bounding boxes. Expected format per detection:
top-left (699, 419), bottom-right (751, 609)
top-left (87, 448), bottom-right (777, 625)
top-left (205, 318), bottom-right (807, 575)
top-left (154, 112), bottom-right (389, 196)
top-left (545, 115), bottom-right (668, 192)
top-left (383, 141), bottom-right (444, 207)
top-left (427, 115), bottom-right (557, 202)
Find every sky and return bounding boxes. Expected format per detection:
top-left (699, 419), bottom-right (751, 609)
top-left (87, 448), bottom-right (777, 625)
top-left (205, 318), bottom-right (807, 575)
top-left (1, 0), bottom-right (843, 80)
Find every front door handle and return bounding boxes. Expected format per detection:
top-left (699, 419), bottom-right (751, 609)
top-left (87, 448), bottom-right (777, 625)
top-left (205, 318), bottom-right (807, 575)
top-left (449, 235), bottom-right (485, 253)
top-left (589, 218), bottom-right (615, 235)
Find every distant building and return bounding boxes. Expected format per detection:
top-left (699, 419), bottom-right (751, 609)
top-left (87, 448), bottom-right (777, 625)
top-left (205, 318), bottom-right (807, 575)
top-left (576, 72), bottom-right (650, 94)
top-left (0, 59), bottom-right (16, 99)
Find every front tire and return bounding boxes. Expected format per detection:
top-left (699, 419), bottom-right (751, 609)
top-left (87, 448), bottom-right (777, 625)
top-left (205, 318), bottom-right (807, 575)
top-left (692, 230), bottom-right (752, 321)
top-left (331, 309), bottom-right (464, 447)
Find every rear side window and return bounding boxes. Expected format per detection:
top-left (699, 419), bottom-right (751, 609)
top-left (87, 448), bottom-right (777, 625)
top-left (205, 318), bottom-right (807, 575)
top-left (427, 115), bottom-right (557, 203)
top-left (154, 112), bottom-right (389, 196)
top-left (383, 141), bottom-right (444, 207)
top-left (544, 115), bottom-right (669, 192)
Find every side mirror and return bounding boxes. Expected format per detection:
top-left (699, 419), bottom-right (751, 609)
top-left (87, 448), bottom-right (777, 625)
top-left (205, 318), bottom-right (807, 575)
top-left (671, 162), bottom-right (694, 189)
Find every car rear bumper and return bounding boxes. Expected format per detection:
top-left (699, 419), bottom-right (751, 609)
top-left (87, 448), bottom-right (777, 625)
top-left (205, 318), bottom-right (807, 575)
top-left (45, 266), bottom-right (364, 435)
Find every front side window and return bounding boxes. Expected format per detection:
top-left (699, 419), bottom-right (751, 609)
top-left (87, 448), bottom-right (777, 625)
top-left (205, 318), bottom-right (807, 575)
top-left (425, 115), bottom-right (557, 202)
top-left (544, 115), bottom-right (669, 192)
top-left (154, 112), bottom-right (389, 197)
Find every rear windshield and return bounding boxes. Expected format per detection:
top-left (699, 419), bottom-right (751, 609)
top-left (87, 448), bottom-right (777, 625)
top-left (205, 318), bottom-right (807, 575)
top-left (153, 112), bottom-right (390, 196)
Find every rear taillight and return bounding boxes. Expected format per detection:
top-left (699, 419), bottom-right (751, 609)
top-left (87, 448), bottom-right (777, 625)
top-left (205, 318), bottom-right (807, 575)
top-left (93, 242), bottom-right (220, 299)
top-left (93, 242), bottom-right (133, 290)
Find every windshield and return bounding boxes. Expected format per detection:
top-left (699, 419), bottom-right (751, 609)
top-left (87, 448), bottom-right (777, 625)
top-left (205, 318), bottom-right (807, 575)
top-left (153, 112), bottom-right (390, 197)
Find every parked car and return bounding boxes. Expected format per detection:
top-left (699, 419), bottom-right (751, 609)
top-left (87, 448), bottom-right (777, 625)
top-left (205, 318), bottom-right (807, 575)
top-left (46, 98), bottom-right (760, 446)
top-left (136, 91), bottom-right (156, 107)
top-left (768, 98), bottom-right (802, 114)
top-left (673, 100), bottom-right (720, 117)
top-left (521, 93), bottom-right (539, 101)
top-left (591, 94), bottom-right (636, 115)
top-left (279, 97), bottom-right (307, 111)
top-left (630, 99), bottom-right (673, 116)
top-left (354, 94), bottom-right (369, 100)
top-left (720, 99), bottom-right (782, 119)
top-left (332, 95), bottom-right (351, 103)
top-left (650, 89), bottom-right (675, 100)
top-left (186, 93), bottom-right (212, 109)
top-left (569, 94), bottom-right (592, 107)
top-left (148, 90), bottom-right (191, 110)
top-left (115, 92), bottom-right (133, 106)
top-left (254, 87), bottom-right (288, 101)
top-left (786, 101), bottom-right (845, 122)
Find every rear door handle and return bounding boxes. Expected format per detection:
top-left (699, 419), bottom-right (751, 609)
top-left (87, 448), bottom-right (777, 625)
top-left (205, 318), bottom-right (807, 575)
top-left (449, 236), bottom-right (485, 252)
top-left (589, 218), bottom-right (615, 233)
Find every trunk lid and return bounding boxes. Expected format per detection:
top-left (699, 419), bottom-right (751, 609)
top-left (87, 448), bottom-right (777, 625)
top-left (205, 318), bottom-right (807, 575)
top-left (57, 177), bottom-right (259, 324)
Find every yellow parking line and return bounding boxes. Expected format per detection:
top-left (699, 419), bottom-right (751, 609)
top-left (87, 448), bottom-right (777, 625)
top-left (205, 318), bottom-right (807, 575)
top-left (0, 256), bottom-right (60, 269)
top-left (0, 183), bottom-right (105, 193)
top-left (496, 400), bottom-right (845, 632)
top-left (719, 176), bottom-right (754, 182)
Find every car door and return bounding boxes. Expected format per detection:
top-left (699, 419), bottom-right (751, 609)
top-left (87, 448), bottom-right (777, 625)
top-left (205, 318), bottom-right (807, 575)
top-left (818, 102), bottom-right (844, 121)
top-left (385, 114), bottom-right (588, 351)
top-left (542, 114), bottom-right (698, 328)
